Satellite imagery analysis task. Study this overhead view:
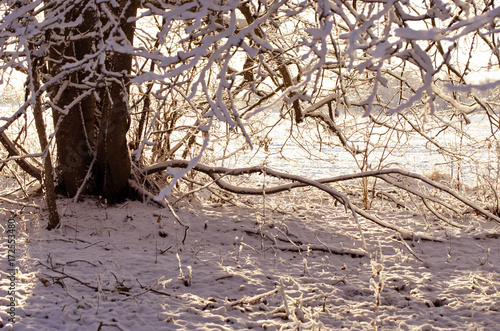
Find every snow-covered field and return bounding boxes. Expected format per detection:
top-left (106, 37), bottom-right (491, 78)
top-left (1, 186), bottom-right (500, 330)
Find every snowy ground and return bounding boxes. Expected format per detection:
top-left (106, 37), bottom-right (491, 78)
top-left (1, 187), bottom-right (500, 330)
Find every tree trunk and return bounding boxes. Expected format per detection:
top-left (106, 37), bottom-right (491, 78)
top-left (46, 0), bottom-right (138, 201)
top-left (32, 58), bottom-right (60, 230)
top-left (94, 0), bottom-right (138, 200)
top-left (47, 1), bottom-right (97, 197)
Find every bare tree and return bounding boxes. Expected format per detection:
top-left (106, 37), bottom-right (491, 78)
top-left (0, 1), bottom-right (499, 231)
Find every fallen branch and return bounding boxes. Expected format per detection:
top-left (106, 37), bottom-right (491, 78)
top-left (143, 161), bottom-right (454, 241)
top-left (143, 162), bottom-right (500, 224)
top-left (272, 244), bottom-right (365, 258)
top-left (143, 160), bottom-right (370, 248)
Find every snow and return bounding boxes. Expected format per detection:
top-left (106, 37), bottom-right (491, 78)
top-left (2, 187), bottom-right (500, 330)
top-left (464, 71), bottom-right (500, 85)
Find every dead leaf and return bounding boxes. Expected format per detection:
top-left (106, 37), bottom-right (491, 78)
top-left (38, 277), bottom-right (50, 286)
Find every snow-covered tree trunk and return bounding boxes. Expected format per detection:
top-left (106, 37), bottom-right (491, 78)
top-left (94, 0), bottom-right (138, 199)
top-left (46, 0), bottom-right (98, 197)
top-left (45, 0), bottom-right (138, 200)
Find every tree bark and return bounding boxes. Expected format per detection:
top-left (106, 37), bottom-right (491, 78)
top-left (32, 58), bottom-right (60, 230)
top-left (94, 0), bottom-right (138, 200)
top-left (45, 0), bottom-right (138, 201)
top-left (46, 1), bottom-right (97, 197)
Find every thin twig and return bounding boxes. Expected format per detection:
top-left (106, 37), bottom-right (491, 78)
top-left (0, 196), bottom-right (40, 208)
top-left (230, 288), bottom-right (279, 307)
top-left (37, 261), bottom-right (110, 292)
top-left (392, 233), bottom-right (425, 263)
top-left (165, 200), bottom-right (189, 245)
